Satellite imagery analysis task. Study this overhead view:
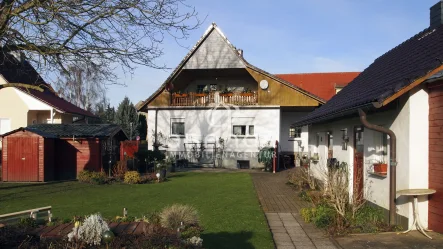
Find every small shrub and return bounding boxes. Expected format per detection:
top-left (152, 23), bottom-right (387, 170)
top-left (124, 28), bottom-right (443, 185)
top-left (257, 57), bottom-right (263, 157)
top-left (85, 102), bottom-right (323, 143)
top-left (160, 204), bottom-right (199, 230)
top-left (313, 205), bottom-right (335, 229)
top-left (68, 213), bottom-right (109, 246)
top-left (298, 190), bottom-right (311, 202)
top-left (258, 147), bottom-right (274, 171)
top-left (124, 171), bottom-right (141, 184)
top-left (300, 208), bottom-right (315, 223)
top-left (113, 160), bottom-right (128, 180)
top-left (78, 170), bottom-right (92, 183)
top-left (19, 217), bottom-right (37, 228)
top-left (181, 225), bottom-right (203, 239)
top-left (351, 204), bottom-right (385, 233)
top-left (146, 211), bottom-right (161, 224)
top-left (78, 170), bottom-right (107, 184)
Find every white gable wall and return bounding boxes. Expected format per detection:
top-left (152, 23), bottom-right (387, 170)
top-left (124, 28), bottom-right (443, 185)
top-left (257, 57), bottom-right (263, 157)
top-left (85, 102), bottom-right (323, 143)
top-left (306, 87), bottom-right (429, 229)
top-left (183, 29), bottom-right (245, 69)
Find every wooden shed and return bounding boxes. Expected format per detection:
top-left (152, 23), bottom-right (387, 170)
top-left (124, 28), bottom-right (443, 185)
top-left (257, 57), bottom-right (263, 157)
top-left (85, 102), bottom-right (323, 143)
top-left (1, 124), bottom-right (127, 182)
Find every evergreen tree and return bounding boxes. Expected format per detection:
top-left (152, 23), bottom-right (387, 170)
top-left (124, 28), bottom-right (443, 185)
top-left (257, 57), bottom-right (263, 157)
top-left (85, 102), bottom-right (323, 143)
top-left (137, 114), bottom-right (148, 140)
top-left (115, 97), bottom-right (139, 140)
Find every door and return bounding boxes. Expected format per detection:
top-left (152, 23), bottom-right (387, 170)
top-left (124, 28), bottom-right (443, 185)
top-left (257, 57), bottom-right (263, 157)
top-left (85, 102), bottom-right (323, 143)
top-left (7, 137), bottom-right (39, 181)
top-left (353, 126), bottom-right (364, 201)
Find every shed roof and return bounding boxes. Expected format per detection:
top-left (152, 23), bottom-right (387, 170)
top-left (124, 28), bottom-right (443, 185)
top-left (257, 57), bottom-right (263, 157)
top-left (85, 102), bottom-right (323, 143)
top-left (2, 124), bottom-right (127, 139)
top-left (293, 24), bottom-right (443, 127)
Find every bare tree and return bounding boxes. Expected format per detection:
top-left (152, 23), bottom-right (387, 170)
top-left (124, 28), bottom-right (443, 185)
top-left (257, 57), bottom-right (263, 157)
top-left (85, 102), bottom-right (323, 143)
top-left (0, 0), bottom-right (201, 80)
top-left (55, 62), bottom-right (105, 111)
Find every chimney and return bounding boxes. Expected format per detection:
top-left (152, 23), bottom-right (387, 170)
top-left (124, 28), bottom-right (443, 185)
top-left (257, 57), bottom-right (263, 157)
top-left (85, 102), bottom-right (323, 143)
top-left (237, 49), bottom-right (243, 57)
top-left (430, 0), bottom-right (443, 29)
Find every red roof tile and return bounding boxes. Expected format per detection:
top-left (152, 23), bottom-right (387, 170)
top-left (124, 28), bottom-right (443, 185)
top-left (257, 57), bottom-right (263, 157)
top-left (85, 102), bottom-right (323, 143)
top-left (275, 72), bottom-right (360, 101)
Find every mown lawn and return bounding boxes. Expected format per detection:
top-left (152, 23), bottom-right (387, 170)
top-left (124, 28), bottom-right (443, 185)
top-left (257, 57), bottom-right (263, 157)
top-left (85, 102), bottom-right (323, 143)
top-left (0, 172), bottom-right (273, 249)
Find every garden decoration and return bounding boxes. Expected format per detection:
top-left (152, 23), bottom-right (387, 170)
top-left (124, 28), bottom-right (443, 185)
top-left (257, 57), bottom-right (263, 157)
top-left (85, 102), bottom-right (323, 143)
top-left (102, 230), bottom-right (115, 248)
top-left (156, 172), bottom-right (161, 183)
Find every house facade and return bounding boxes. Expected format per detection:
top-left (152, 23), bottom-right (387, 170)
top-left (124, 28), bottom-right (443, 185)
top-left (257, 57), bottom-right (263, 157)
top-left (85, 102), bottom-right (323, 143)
top-left (293, 2), bottom-right (443, 232)
top-left (0, 54), bottom-right (96, 147)
top-left (138, 24), bottom-right (361, 168)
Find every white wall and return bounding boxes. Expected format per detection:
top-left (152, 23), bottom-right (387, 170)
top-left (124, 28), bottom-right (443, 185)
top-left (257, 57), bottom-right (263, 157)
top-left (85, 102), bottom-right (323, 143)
top-left (279, 111), bottom-right (309, 154)
top-left (306, 87), bottom-right (430, 229)
top-left (147, 107), bottom-right (280, 168)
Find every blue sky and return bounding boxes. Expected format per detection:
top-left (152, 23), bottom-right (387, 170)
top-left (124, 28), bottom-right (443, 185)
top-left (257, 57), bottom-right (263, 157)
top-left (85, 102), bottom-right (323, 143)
top-left (107, 0), bottom-right (438, 107)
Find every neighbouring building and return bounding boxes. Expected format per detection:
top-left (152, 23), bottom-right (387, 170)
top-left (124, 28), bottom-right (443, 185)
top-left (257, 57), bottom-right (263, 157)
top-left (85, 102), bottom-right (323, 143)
top-left (138, 23), bottom-right (357, 169)
top-left (0, 53), bottom-right (97, 149)
top-left (1, 124), bottom-right (127, 182)
top-left (292, 1), bottom-right (443, 233)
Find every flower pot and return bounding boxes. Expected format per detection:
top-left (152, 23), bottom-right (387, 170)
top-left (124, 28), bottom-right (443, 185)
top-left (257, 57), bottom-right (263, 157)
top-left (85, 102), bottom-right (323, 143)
top-left (373, 163), bottom-right (387, 175)
top-left (194, 93), bottom-right (207, 97)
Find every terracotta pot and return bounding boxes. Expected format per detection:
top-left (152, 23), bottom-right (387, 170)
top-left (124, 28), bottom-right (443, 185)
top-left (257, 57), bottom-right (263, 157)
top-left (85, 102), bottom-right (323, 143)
top-left (373, 163), bottom-right (387, 175)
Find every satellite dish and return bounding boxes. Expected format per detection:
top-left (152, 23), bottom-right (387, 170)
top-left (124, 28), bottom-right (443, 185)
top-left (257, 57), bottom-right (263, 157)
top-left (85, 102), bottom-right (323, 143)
top-left (260, 80), bottom-right (269, 90)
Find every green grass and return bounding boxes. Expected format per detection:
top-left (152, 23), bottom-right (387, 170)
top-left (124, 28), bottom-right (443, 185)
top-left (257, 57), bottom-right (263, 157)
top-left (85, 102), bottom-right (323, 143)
top-left (0, 173), bottom-right (273, 249)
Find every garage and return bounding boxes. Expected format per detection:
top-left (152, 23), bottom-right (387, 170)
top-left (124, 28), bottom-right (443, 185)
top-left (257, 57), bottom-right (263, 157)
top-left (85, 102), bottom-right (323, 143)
top-left (429, 81), bottom-right (443, 233)
top-left (1, 124), bottom-right (127, 182)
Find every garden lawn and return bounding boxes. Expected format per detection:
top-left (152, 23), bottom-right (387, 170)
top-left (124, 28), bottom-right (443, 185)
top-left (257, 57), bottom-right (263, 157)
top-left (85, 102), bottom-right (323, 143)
top-left (0, 172), bottom-right (273, 249)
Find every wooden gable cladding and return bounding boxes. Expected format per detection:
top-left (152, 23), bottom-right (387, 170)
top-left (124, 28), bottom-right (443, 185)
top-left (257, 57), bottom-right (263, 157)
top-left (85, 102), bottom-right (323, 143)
top-left (148, 88), bottom-right (170, 107)
top-left (246, 68), bottom-right (321, 107)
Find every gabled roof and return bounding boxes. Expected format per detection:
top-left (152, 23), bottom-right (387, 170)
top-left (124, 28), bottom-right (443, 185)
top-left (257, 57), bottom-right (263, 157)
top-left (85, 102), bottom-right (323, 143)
top-left (293, 24), bottom-right (443, 127)
top-left (138, 23), bottom-right (326, 110)
top-left (16, 88), bottom-right (96, 117)
top-left (275, 72), bottom-right (360, 101)
top-left (0, 53), bottom-right (96, 118)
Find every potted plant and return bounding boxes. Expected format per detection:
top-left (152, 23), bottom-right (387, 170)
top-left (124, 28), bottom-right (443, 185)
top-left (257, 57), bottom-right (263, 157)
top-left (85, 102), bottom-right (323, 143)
top-left (373, 160), bottom-right (387, 175)
top-left (258, 147), bottom-right (274, 172)
top-left (195, 88), bottom-right (208, 97)
top-left (240, 88), bottom-right (254, 97)
top-left (173, 90), bottom-right (188, 98)
top-left (311, 153), bottom-right (319, 163)
top-left (220, 88), bottom-right (233, 97)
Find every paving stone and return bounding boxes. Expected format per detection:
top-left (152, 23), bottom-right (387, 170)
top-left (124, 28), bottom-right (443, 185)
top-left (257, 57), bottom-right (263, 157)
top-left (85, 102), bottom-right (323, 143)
top-left (294, 245), bottom-right (316, 249)
top-left (277, 246), bottom-right (296, 249)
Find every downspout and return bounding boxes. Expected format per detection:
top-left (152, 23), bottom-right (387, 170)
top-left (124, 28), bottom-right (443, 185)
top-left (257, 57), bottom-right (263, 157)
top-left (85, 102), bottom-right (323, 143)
top-left (358, 109), bottom-right (397, 226)
top-left (153, 109), bottom-right (159, 151)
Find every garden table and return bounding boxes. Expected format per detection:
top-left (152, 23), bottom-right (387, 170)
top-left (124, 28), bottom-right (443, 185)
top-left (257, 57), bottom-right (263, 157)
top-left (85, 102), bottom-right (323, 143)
top-left (397, 188), bottom-right (436, 239)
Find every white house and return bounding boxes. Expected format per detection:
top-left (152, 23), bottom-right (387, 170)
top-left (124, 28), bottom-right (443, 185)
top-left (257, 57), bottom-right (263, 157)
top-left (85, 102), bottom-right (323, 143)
top-left (0, 53), bottom-right (97, 148)
top-left (292, 2), bottom-right (443, 233)
top-left (138, 23), bottom-right (358, 169)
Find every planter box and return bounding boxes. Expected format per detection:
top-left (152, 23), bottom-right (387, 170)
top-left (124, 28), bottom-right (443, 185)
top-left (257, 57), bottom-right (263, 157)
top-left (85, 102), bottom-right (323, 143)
top-left (240, 93), bottom-right (254, 97)
top-left (373, 163), bottom-right (387, 175)
top-left (194, 93), bottom-right (208, 97)
top-left (220, 93), bottom-right (233, 97)
top-left (173, 93), bottom-right (188, 98)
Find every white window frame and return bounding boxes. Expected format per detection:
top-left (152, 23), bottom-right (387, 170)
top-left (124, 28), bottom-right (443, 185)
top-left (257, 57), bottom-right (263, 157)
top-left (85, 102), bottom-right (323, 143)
top-left (170, 118), bottom-right (185, 137)
top-left (289, 127), bottom-right (302, 139)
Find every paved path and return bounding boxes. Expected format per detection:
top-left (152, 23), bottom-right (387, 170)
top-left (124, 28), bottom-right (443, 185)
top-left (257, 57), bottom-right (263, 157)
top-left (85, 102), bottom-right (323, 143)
top-left (251, 170), bottom-right (338, 249)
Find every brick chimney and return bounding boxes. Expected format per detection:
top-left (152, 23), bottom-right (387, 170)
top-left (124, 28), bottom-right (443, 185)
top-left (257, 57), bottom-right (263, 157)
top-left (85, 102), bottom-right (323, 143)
top-left (431, 0), bottom-right (443, 29)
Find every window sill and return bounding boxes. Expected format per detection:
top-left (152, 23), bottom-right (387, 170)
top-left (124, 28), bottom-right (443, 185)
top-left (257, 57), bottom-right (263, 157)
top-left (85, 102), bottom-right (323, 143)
top-left (368, 172), bottom-right (387, 178)
top-left (170, 135), bottom-right (185, 138)
top-left (231, 135), bottom-right (256, 139)
top-left (288, 138), bottom-right (302, 141)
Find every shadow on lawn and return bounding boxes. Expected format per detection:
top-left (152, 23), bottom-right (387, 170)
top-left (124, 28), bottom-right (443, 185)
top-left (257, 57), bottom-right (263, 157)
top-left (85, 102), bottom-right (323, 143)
top-left (202, 231), bottom-right (255, 249)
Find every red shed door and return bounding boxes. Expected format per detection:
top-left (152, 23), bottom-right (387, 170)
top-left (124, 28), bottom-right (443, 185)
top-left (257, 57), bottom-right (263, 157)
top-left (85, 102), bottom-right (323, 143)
top-left (429, 84), bottom-right (443, 233)
top-left (7, 137), bottom-right (39, 181)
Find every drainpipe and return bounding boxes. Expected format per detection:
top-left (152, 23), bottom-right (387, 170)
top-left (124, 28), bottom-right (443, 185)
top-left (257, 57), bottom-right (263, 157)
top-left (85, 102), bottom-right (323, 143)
top-left (153, 109), bottom-right (159, 151)
top-left (358, 109), bottom-right (397, 226)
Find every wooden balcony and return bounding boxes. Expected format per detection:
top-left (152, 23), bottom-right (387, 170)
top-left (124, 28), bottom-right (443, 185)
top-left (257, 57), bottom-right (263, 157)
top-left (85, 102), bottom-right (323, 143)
top-left (172, 92), bottom-right (258, 106)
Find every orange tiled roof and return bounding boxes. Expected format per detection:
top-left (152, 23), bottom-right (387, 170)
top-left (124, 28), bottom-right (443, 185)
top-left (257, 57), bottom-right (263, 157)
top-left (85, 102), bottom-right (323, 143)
top-left (275, 72), bottom-right (360, 101)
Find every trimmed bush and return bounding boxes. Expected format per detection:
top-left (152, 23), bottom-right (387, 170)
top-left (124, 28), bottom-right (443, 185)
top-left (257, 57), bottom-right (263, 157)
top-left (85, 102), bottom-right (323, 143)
top-left (160, 204), bottom-right (199, 230)
top-left (78, 170), bottom-right (107, 184)
top-left (124, 171), bottom-right (141, 184)
top-left (313, 205), bottom-right (335, 228)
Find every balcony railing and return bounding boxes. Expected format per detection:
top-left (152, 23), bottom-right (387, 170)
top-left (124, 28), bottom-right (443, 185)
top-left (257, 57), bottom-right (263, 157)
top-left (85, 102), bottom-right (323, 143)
top-left (171, 92), bottom-right (258, 106)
